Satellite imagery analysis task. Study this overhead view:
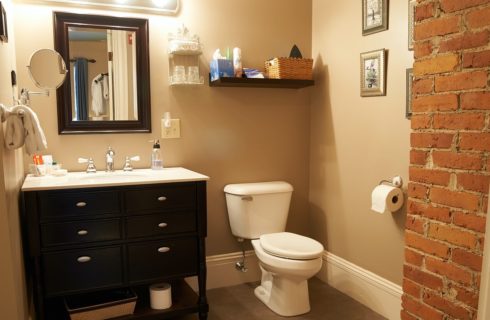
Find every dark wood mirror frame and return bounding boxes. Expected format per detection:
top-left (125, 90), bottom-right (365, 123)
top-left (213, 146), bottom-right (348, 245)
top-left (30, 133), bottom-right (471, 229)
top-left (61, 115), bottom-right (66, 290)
top-left (54, 12), bottom-right (151, 134)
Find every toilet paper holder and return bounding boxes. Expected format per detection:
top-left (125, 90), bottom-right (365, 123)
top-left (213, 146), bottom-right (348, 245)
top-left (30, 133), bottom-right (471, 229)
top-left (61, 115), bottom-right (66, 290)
top-left (378, 176), bottom-right (403, 188)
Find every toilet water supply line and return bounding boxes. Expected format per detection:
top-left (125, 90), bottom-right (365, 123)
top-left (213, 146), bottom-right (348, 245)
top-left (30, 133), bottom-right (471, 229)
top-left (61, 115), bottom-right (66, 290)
top-left (236, 238), bottom-right (248, 272)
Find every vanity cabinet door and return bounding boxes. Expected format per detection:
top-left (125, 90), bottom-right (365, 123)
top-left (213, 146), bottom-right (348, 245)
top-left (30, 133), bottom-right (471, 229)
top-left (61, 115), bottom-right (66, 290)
top-left (128, 237), bottom-right (198, 283)
top-left (125, 183), bottom-right (196, 214)
top-left (38, 190), bottom-right (120, 220)
top-left (41, 218), bottom-right (122, 246)
top-left (126, 211), bottom-right (196, 238)
top-left (43, 246), bottom-right (123, 296)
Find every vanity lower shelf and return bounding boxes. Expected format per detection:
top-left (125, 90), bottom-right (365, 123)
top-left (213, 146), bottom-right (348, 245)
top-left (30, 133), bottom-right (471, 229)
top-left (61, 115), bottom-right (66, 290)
top-left (209, 74), bottom-right (314, 89)
top-left (44, 280), bottom-right (202, 320)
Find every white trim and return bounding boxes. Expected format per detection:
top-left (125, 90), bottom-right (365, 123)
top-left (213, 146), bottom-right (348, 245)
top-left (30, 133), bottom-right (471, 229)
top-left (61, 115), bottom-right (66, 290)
top-left (186, 250), bottom-right (261, 291)
top-left (478, 190), bottom-right (490, 320)
top-left (317, 251), bottom-right (403, 320)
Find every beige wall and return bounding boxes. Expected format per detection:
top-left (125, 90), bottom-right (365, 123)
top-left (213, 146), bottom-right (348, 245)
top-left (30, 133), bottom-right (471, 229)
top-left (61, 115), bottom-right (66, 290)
top-left (13, 0), bottom-right (312, 255)
top-left (310, 0), bottom-right (413, 285)
top-left (0, 0), bottom-right (28, 318)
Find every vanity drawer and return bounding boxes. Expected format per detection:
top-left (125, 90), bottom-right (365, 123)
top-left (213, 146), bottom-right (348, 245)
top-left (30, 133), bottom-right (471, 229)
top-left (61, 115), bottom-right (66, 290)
top-left (125, 184), bottom-right (195, 214)
top-left (41, 219), bottom-right (122, 247)
top-left (42, 246), bottom-right (123, 296)
top-left (126, 211), bottom-right (196, 239)
top-left (38, 190), bottom-right (120, 220)
top-left (128, 237), bottom-right (198, 282)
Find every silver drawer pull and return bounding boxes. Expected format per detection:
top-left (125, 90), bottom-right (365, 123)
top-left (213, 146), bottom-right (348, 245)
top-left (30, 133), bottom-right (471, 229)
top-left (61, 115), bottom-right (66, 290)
top-left (77, 230), bottom-right (88, 236)
top-left (77, 256), bottom-right (91, 263)
top-left (157, 196), bottom-right (167, 202)
top-left (157, 247), bottom-right (170, 253)
top-left (76, 202), bottom-right (87, 207)
top-left (158, 223), bottom-right (168, 228)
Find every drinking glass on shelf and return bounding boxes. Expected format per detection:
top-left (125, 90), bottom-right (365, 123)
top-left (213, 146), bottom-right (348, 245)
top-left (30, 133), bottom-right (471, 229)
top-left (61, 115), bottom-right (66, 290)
top-left (173, 65), bottom-right (186, 83)
top-left (187, 66), bottom-right (200, 83)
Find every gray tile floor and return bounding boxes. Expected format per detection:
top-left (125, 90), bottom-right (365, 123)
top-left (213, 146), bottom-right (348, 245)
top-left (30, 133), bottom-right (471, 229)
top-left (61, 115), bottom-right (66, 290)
top-left (180, 278), bottom-right (386, 319)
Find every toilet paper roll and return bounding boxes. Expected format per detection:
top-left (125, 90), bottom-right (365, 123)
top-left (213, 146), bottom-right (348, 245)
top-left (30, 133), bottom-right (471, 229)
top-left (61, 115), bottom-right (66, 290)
top-left (371, 185), bottom-right (404, 213)
top-left (149, 283), bottom-right (172, 310)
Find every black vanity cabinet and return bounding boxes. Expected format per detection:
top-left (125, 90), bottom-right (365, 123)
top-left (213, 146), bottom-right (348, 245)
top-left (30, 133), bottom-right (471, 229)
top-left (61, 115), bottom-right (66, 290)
top-left (21, 179), bottom-right (208, 320)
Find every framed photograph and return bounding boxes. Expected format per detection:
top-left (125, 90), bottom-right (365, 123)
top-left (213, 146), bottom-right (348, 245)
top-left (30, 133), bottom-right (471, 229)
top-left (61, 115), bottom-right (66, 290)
top-left (0, 2), bottom-right (7, 43)
top-left (362, 0), bottom-right (389, 36)
top-left (360, 49), bottom-right (387, 97)
top-left (408, 0), bottom-right (416, 50)
top-left (406, 68), bottom-right (413, 119)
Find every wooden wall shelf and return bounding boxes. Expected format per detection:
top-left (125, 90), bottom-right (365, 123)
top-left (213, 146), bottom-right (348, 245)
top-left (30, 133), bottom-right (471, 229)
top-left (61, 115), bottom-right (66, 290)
top-left (209, 75), bottom-right (314, 89)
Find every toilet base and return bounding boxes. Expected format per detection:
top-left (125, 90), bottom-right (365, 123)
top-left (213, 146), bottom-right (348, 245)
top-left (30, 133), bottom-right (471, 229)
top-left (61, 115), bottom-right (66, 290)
top-left (254, 265), bottom-right (310, 317)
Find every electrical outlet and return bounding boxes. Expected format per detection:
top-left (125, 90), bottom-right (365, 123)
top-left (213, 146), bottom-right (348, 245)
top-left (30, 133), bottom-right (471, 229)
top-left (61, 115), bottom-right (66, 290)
top-left (161, 119), bottom-right (181, 139)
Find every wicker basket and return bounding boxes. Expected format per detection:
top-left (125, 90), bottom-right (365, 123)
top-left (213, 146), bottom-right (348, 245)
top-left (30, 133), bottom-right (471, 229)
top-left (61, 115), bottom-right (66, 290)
top-left (265, 57), bottom-right (313, 80)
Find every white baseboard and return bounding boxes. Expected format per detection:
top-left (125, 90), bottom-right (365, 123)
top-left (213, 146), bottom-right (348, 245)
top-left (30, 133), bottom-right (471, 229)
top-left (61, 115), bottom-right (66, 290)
top-left (317, 251), bottom-right (402, 320)
top-left (185, 250), bottom-right (261, 291)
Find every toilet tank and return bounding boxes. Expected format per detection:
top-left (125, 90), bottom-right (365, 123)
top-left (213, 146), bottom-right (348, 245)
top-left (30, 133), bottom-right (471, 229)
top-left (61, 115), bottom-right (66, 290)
top-left (224, 181), bottom-right (293, 239)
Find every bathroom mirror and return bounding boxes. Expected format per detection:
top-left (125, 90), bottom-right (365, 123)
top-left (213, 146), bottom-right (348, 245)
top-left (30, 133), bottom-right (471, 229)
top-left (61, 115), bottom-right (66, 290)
top-left (28, 49), bottom-right (68, 89)
top-left (54, 12), bottom-right (151, 134)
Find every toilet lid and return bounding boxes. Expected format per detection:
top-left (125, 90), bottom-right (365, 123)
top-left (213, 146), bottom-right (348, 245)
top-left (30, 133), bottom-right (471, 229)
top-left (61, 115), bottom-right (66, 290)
top-left (259, 232), bottom-right (324, 260)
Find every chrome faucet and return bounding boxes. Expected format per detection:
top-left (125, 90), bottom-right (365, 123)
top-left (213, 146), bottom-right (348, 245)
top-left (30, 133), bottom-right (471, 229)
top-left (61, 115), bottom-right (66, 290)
top-left (106, 147), bottom-right (115, 172)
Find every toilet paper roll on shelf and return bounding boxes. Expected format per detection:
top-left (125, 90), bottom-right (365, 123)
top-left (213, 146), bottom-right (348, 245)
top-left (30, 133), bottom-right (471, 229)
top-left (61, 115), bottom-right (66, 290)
top-left (149, 283), bottom-right (172, 310)
top-left (371, 178), bottom-right (404, 214)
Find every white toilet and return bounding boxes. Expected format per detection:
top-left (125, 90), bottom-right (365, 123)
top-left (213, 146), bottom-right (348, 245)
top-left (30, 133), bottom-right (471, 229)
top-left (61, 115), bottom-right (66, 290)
top-left (224, 181), bottom-right (324, 317)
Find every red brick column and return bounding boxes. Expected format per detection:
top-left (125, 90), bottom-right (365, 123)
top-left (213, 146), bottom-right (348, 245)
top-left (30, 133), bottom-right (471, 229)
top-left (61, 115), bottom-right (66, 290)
top-left (403, 0), bottom-right (490, 319)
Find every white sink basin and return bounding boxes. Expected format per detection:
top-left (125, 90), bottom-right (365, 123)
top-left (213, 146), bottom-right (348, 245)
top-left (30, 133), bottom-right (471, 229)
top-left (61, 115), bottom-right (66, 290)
top-left (21, 167), bottom-right (209, 191)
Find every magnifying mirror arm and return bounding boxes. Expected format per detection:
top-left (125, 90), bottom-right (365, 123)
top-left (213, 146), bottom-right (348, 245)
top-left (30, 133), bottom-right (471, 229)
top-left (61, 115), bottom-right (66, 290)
top-left (19, 88), bottom-right (49, 105)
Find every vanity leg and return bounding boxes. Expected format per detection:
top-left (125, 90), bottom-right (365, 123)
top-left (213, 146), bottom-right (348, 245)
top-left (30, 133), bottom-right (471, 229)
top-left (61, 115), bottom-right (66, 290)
top-left (198, 237), bottom-right (209, 320)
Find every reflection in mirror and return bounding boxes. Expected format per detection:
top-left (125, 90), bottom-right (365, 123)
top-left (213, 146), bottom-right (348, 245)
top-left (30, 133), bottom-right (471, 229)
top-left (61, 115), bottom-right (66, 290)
top-left (28, 49), bottom-right (67, 89)
top-left (69, 27), bottom-right (138, 121)
top-left (54, 12), bottom-right (151, 134)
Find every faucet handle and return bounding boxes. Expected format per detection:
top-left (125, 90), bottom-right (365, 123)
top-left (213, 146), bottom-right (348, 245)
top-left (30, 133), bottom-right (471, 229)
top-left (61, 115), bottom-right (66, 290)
top-left (78, 157), bottom-right (96, 173)
top-left (123, 155), bottom-right (140, 171)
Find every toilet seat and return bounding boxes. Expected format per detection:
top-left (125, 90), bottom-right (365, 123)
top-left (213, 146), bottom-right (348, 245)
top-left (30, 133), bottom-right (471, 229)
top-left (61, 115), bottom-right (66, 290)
top-left (259, 232), bottom-right (324, 260)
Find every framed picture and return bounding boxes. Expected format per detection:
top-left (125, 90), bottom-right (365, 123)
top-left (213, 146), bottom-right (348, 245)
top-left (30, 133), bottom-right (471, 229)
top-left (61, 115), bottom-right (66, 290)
top-left (360, 49), bottom-right (387, 97)
top-left (406, 68), bottom-right (413, 119)
top-left (0, 2), bottom-right (7, 43)
top-left (362, 0), bottom-right (389, 36)
top-left (408, 0), bottom-right (416, 50)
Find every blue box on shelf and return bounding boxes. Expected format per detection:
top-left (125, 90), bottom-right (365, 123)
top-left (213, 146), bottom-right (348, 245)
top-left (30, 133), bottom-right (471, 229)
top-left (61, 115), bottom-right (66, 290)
top-left (210, 59), bottom-right (234, 81)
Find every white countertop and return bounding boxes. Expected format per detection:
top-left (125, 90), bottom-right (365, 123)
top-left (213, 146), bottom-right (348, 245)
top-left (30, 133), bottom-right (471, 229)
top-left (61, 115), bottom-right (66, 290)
top-left (21, 167), bottom-right (209, 191)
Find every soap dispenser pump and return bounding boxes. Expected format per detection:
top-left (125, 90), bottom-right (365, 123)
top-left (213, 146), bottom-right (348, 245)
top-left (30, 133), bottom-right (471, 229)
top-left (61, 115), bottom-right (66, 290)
top-left (151, 140), bottom-right (163, 170)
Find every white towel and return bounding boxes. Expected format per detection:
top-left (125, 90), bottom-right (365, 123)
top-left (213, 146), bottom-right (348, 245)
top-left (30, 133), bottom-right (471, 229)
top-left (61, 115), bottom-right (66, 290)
top-left (12, 105), bottom-right (48, 155)
top-left (91, 74), bottom-right (105, 116)
top-left (103, 75), bottom-right (109, 99)
top-left (4, 111), bottom-right (25, 150)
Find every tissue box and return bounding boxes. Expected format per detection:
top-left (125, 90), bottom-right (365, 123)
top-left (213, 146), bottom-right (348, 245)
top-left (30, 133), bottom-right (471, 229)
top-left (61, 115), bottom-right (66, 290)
top-left (210, 59), bottom-right (234, 81)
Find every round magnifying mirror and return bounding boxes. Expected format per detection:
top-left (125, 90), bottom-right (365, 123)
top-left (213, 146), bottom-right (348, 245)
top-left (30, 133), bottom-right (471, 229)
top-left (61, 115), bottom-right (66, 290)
top-left (27, 49), bottom-right (68, 90)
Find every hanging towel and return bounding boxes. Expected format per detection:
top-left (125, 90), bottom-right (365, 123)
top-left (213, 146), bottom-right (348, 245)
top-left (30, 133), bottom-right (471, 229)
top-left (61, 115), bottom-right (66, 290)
top-left (103, 75), bottom-right (109, 99)
top-left (4, 112), bottom-right (25, 150)
top-left (0, 103), bottom-right (8, 122)
top-left (91, 74), bottom-right (104, 116)
top-left (12, 105), bottom-right (47, 155)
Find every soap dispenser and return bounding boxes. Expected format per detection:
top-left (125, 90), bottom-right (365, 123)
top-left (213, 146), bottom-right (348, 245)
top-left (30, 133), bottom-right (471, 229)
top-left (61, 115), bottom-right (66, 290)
top-left (151, 140), bottom-right (163, 170)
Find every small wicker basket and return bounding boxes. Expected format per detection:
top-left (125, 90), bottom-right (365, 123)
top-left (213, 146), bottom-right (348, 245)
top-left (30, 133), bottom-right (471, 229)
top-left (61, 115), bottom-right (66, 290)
top-left (265, 57), bottom-right (313, 80)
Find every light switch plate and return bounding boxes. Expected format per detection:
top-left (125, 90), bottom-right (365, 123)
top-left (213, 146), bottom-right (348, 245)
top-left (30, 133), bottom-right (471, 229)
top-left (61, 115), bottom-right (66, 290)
top-left (161, 119), bottom-right (181, 139)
